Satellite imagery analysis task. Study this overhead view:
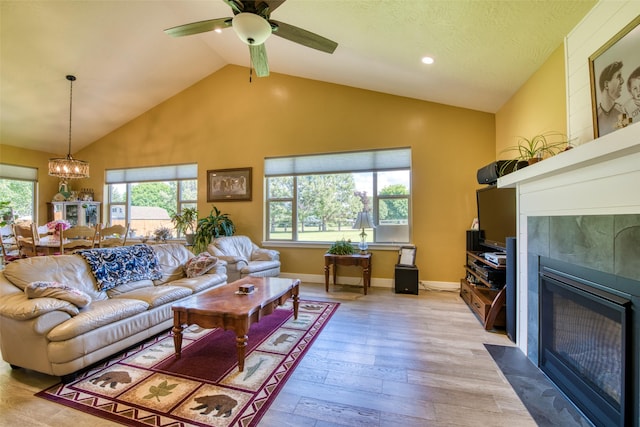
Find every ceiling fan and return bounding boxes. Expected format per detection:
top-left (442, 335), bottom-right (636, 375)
top-left (164, 0), bottom-right (338, 77)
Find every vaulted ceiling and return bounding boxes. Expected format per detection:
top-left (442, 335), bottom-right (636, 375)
top-left (0, 0), bottom-right (596, 156)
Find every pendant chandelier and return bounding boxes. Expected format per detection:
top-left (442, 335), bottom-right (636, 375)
top-left (48, 75), bottom-right (90, 179)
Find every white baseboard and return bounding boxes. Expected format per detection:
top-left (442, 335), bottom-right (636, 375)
top-left (279, 272), bottom-right (458, 292)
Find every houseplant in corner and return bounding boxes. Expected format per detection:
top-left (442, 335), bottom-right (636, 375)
top-left (501, 131), bottom-right (571, 165)
top-left (170, 207), bottom-right (198, 245)
top-left (192, 206), bottom-right (235, 254)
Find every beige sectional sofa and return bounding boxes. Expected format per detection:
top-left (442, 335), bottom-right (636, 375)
top-left (0, 243), bottom-right (227, 381)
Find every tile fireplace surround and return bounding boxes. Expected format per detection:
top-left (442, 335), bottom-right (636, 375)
top-left (498, 123), bottom-right (640, 426)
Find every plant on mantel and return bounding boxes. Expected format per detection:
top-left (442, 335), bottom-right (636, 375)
top-left (498, 131), bottom-right (574, 176)
top-left (501, 131), bottom-right (572, 165)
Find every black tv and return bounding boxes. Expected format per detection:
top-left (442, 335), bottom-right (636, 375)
top-left (476, 185), bottom-right (516, 251)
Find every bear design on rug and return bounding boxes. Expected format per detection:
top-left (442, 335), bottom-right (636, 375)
top-left (271, 333), bottom-right (296, 346)
top-left (191, 394), bottom-right (238, 417)
top-left (90, 371), bottom-right (132, 389)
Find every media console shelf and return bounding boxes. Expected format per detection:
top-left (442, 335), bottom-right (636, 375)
top-left (460, 251), bottom-right (506, 330)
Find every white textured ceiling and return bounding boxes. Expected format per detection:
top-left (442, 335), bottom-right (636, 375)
top-left (0, 0), bottom-right (596, 156)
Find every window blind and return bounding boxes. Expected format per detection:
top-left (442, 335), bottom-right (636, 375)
top-left (0, 163), bottom-right (38, 181)
top-left (106, 164), bottom-right (197, 184)
top-left (264, 147), bottom-right (411, 177)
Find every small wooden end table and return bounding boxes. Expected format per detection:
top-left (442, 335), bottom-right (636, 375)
top-left (171, 276), bottom-right (300, 372)
top-left (324, 253), bottom-right (372, 295)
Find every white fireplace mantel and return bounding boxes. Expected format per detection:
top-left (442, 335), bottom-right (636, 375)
top-left (496, 123), bottom-right (640, 354)
top-left (498, 124), bottom-right (640, 190)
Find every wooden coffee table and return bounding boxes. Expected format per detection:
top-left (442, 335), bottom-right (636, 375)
top-left (171, 276), bottom-right (300, 372)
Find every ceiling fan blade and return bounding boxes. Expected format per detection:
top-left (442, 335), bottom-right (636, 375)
top-left (270, 20), bottom-right (337, 54)
top-left (223, 0), bottom-right (244, 15)
top-left (249, 44), bottom-right (269, 77)
top-left (164, 17), bottom-right (232, 37)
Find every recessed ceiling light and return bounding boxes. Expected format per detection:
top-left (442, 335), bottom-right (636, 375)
top-left (215, 28), bottom-right (223, 33)
top-left (422, 56), bottom-right (434, 65)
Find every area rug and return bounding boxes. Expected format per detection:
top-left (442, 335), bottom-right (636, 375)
top-left (37, 299), bottom-right (339, 427)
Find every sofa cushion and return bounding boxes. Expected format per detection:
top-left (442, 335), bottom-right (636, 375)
top-left (170, 274), bottom-right (227, 293)
top-left (184, 253), bottom-right (218, 278)
top-left (152, 243), bottom-right (194, 285)
top-left (78, 244), bottom-right (162, 291)
top-left (25, 281), bottom-right (91, 308)
top-left (110, 285), bottom-right (192, 308)
top-left (105, 279), bottom-right (154, 298)
top-left (46, 299), bottom-right (150, 342)
top-left (2, 255), bottom-right (108, 301)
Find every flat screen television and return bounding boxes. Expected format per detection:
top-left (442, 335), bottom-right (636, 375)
top-left (476, 185), bottom-right (516, 251)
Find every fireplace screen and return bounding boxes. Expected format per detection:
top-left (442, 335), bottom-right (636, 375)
top-left (540, 267), bottom-right (631, 427)
top-left (550, 291), bottom-right (622, 404)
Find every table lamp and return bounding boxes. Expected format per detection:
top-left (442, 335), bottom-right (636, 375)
top-left (353, 211), bottom-right (375, 254)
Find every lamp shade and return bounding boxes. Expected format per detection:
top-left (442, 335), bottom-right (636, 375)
top-left (353, 212), bottom-right (375, 230)
top-left (232, 13), bottom-right (272, 45)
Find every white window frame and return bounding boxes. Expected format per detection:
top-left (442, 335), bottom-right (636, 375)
top-left (264, 148), bottom-right (411, 244)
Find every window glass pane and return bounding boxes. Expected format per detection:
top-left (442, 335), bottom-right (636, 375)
top-left (180, 180), bottom-right (197, 201)
top-left (377, 170), bottom-right (410, 194)
top-left (0, 179), bottom-right (34, 222)
top-left (130, 182), bottom-right (175, 237)
top-left (110, 184), bottom-right (126, 203)
top-left (268, 176), bottom-right (293, 198)
top-left (269, 201), bottom-right (292, 240)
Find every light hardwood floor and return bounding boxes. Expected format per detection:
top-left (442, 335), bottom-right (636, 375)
top-left (0, 283), bottom-right (536, 426)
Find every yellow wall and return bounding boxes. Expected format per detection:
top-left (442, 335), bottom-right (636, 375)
top-left (4, 50), bottom-right (572, 284)
top-left (66, 65), bottom-right (494, 283)
top-left (0, 144), bottom-right (60, 224)
top-left (495, 44), bottom-right (568, 157)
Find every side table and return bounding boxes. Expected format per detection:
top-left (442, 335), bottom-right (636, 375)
top-left (324, 253), bottom-right (372, 295)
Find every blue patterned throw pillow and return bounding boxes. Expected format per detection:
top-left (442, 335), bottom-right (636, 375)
top-left (78, 244), bottom-right (163, 291)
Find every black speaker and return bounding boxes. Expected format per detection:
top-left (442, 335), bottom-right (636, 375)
top-left (466, 229), bottom-right (481, 251)
top-left (476, 160), bottom-right (528, 185)
top-left (505, 237), bottom-right (517, 343)
top-left (395, 265), bottom-right (419, 295)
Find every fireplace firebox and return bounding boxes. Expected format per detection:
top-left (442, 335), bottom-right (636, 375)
top-left (539, 258), bottom-right (635, 427)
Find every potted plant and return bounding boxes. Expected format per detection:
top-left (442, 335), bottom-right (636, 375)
top-left (153, 226), bottom-right (173, 243)
top-left (192, 206), bottom-right (236, 254)
top-left (170, 207), bottom-right (198, 245)
top-left (501, 131), bottom-right (571, 165)
top-left (327, 238), bottom-right (355, 255)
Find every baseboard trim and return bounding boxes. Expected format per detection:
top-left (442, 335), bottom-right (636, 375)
top-left (279, 272), bottom-right (457, 291)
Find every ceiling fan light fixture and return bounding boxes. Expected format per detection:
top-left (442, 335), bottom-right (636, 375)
top-left (48, 75), bottom-right (90, 180)
top-left (232, 12), bottom-right (272, 45)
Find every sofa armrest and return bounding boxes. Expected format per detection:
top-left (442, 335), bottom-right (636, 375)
top-left (212, 255), bottom-right (248, 269)
top-left (205, 259), bottom-right (227, 276)
top-left (0, 292), bottom-right (79, 320)
top-left (251, 248), bottom-right (280, 261)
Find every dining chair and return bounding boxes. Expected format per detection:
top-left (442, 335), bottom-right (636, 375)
top-left (0, 231), bottom-right (23, 263)
top-left (59, 225), bottom-right (98, 254)
top-left (13, 223), bottom-right (44, 257)
top-left (97, 223), bottom-right (129, 248)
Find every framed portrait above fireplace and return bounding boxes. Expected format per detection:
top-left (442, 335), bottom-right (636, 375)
top-left (589, 15), bottom-right (640, 138)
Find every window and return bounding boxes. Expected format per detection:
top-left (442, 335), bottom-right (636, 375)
top-left (265, 148), bottom-right (411, 244)
top-left (0, 164), bottom-right (38, 223)
top-left (106, 164), bottom-right (197, 239)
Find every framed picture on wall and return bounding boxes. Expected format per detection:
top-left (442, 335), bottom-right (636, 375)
top-left (589, 15), bottom-right (640, 138)
top-left (207, 167), bottom-right (252, 202)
